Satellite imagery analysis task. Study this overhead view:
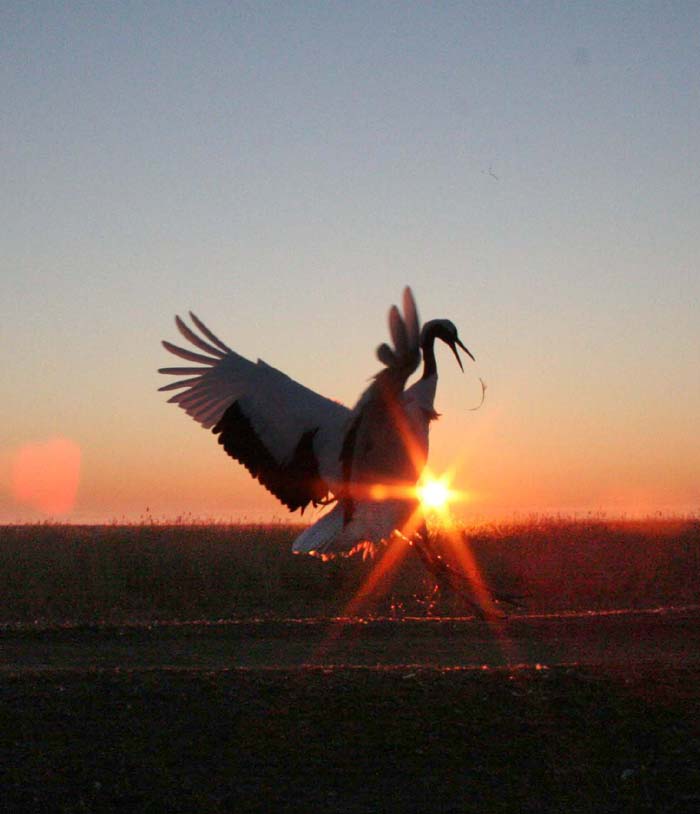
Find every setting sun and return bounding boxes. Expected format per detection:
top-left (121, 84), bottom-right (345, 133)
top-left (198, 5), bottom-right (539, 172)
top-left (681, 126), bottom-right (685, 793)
top-left (416, 472), bottom-right (463, 514)
top-left (418, 479), bottom-right (450, 509)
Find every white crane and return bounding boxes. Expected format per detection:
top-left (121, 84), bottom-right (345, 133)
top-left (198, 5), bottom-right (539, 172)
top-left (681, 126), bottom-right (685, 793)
top-left (159, 289), bottom-right (521, 612)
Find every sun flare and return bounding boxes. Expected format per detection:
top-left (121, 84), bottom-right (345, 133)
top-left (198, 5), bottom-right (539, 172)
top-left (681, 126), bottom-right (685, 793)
top-left (418, 479), bottom-right (450, 509)
top-left (416, 471), bottom-right (464, 515)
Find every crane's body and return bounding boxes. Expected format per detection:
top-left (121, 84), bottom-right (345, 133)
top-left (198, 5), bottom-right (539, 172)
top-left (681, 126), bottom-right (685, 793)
top-left (293, 317), bottom-right (473, 559)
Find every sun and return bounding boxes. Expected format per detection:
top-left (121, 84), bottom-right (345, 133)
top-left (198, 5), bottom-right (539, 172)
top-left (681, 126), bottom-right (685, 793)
top-left (418, 478), bottom-right (451, 509)
top-left (416, 471), bottom-right (463, 515)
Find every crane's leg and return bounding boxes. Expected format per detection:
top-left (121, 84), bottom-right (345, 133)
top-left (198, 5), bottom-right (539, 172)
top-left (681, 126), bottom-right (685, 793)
top-left (409, 523), bottom-right (526, 618)
top-left (410, 533), bottom-right (488, 619)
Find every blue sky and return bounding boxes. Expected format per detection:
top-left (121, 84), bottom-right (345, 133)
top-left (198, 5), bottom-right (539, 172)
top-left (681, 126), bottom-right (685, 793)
top-left (2, 2), bottom-right (699, 520)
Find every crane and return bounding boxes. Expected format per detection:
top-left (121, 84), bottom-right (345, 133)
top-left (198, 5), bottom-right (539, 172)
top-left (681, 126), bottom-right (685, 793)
top-left (159, 288), bottom-right (520, 613)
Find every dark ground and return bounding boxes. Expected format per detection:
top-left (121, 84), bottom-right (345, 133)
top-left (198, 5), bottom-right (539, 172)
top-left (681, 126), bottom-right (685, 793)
top-left (2, 609), bottom-right (700, 813)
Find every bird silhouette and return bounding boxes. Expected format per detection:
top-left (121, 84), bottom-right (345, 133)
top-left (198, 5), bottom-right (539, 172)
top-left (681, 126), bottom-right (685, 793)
top-left (159, 288), bottom-right (520, 613)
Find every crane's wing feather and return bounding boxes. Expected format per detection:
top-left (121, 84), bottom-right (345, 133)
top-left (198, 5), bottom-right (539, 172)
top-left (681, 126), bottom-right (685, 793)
top-left (402, 286), bottom-right (420, 351)
top-left (388, 305), bottom-right (408, 358)
top-left (159, 313), bottom-right (351, 512)
top-left (375, 342), bottom-right (398, 367)
top-left (175, 315), bottom-right (227, 357)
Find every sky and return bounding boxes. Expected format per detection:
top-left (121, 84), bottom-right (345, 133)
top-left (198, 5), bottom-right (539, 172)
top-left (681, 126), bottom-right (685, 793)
top-left (1, 1), bottom-right (699, 523)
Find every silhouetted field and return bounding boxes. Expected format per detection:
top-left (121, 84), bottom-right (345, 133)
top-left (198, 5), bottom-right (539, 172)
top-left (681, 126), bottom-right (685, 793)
top-left (2, 520), bottom-right (700, 813)
top-left (1, 518), bottom-right (698, 624)
top-left (2, 665), bottom-right (700, 813)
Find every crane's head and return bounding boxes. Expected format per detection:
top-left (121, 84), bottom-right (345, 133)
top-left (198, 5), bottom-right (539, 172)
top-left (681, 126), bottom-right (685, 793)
top-left (421, 319), bottom-right (475, 371)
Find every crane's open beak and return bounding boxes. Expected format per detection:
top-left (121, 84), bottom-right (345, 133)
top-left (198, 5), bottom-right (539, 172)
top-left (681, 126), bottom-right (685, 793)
top-left (450, 337), bottom-right (475, 371)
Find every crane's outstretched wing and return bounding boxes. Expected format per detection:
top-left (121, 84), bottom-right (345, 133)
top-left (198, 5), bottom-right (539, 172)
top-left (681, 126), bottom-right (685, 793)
top-left (159, 313), bottom-right (350, 512)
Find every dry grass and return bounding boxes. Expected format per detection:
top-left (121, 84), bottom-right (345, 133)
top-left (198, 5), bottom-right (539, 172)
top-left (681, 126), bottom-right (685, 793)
top-left (457, 516), bottom-right (700, 614)
top-left (0, 517), bottom-right (698, 625)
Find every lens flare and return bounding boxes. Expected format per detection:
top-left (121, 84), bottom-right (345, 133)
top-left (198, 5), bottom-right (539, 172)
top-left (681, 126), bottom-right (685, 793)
top-left (11, 437), bottom-right (81, 516)
top-left (416, 471), bottom-right (464, 516)
top-left (418, 479), bottom-right (450, 510)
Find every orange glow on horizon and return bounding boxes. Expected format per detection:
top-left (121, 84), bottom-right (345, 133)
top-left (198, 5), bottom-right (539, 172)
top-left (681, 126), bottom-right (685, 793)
top-left (11, 437), bottom-right (81, 516)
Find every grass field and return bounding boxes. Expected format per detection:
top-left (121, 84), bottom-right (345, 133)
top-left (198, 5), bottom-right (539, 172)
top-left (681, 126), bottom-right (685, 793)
top-left (1, 518), bottom-right (698, 624)
top-left (2, 519), bottom-right (699, 813)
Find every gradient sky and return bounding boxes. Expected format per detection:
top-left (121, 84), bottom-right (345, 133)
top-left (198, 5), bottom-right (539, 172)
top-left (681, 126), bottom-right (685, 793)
top-left (2, 2), bottom-right (699, 523)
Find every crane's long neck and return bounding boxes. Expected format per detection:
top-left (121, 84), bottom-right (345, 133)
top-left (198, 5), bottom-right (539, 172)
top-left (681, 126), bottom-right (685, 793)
top-left (420, 325), bottom-right (440, 381)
